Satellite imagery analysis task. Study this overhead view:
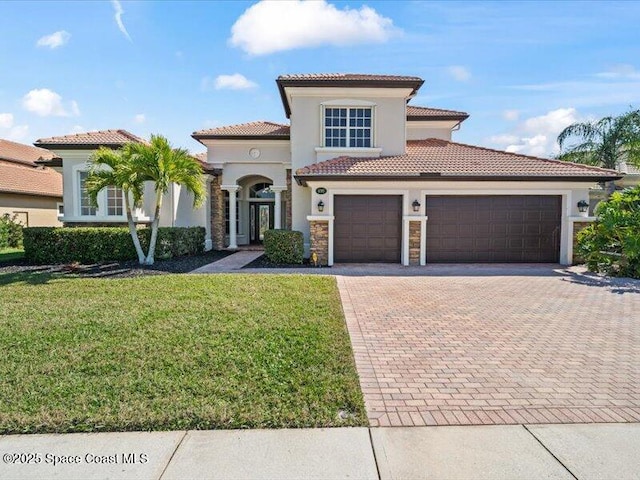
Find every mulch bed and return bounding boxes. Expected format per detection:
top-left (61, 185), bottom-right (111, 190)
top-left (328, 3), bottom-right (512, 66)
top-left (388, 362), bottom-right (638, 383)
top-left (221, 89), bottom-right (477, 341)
top-left (0, 250), bottom-right (232, 279)
top-left (242, 254), bottom-right (331, 270)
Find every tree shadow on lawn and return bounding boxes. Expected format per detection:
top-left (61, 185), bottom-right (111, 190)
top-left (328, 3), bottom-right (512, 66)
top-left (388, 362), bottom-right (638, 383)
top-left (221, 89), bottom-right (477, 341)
top-left (561, 269), bottom-right (640, 294)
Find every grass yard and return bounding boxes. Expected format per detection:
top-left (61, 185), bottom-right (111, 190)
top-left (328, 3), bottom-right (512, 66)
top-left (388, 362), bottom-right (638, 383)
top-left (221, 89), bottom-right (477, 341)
top-left (0, 272), bottom-right (366, 434)
top-left (0, 247), bottom-right (24, 263)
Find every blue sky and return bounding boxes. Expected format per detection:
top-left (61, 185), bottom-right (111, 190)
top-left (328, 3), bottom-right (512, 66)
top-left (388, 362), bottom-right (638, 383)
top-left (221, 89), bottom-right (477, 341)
top-left (1, 0), bottom-right (639, 156)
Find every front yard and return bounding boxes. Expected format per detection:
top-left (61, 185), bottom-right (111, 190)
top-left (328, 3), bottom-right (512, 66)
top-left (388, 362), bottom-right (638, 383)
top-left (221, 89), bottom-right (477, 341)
top-left (0, 272), bottom-right (366, 433)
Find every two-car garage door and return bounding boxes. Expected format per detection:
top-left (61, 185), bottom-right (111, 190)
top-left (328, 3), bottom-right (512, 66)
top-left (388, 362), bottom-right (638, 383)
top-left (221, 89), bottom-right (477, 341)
top-left (332, 194), bottom-right (561, 263)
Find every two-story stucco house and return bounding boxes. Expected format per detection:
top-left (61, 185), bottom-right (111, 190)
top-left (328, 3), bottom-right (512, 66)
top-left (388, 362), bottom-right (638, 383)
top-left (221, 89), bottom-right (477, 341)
top-left (36, 73), bottom-right (620, 266)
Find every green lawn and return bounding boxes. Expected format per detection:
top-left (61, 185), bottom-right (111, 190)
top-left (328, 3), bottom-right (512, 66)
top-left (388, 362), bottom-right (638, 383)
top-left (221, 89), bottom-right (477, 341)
top-left (0, 247), bottom-right (24, 263)
top-left (0, 272), bottom-right (366, 434)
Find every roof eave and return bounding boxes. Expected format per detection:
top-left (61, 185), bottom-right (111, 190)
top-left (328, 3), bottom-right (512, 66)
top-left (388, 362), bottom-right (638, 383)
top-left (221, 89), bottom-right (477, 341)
top-left (0, 188), bottom-right (63, 198)
top-left (32, 143), bottom-right (128, 150)
top-left (294, 173), bottom-right (622, 186)
top-left (407, 114), bottom-right (470, 122)
top-left (276, 78), bottom-right (425, 119)
top-left (191, 134), bottom-right (290, 141)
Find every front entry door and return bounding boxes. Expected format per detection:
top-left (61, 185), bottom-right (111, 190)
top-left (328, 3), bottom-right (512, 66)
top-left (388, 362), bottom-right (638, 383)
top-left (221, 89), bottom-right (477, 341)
top-left (250, 203), bottom-right (274, 244)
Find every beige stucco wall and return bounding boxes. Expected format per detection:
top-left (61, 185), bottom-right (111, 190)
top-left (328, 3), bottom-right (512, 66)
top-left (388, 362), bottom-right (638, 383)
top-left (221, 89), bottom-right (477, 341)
top-left (406, 120), bottom-right (459, 141)
top-left (0, 192), bottom-right (62, 226)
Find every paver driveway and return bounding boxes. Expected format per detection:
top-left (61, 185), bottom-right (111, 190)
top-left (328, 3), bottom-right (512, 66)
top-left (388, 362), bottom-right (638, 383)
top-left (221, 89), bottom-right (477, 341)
top-left (337, 265), bottom-right (640, 427)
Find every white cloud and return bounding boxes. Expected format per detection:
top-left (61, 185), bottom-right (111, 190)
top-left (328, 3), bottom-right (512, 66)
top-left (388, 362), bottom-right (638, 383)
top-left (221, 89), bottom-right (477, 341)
top-left (502, 109), bottom-right (519, 121)
top-left (488, 107), bottom-right (580, 157)
top-left (22, 88), bottom-right (79, 117)
top-left (36, 30), bottom-right (71, 49)
top-left (134, 113), bottom-right (146, 123)
top-left (229, 0), bottom-right (396, 55)
top-left (595, 64), bottom-right (640, 80)
top-left (0, 124), bottom-right (29, 142)
top-left (70, 125), bottom-right (85, 134)
top-left (111, 0), bottom-right (132, 41)
top-left (447, 65), bottom-right (471, 82)
top-left (213, 74), bottom-right (257, 90)
top-left (0, 113), bottom-right (13, 128)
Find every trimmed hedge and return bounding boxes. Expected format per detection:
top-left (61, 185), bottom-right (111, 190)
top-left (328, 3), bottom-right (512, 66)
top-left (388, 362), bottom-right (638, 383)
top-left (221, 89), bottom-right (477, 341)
top-left (23, 226), bottom-right (205, 264)
top-left (264, 229), bottom-right (304, 264)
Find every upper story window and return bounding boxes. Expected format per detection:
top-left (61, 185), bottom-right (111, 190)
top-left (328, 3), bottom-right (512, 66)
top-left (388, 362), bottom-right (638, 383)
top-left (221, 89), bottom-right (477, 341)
top-left (324, 107), bottom-right (372, 148)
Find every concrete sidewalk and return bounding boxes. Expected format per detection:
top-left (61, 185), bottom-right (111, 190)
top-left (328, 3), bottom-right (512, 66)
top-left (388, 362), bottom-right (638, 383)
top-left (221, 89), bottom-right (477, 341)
top-left (1, 424), bottom-right (639, 480)
top-left (190, 251), bottom-right (264, 273)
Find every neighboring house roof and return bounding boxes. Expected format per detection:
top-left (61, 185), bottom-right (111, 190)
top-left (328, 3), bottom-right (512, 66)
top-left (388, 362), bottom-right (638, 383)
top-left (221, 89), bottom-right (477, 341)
top-left (406, 105), bottom-right (470, 122)
top-left (34, 129), bottom-right (145, 150)
top-left (295, 139), bottom-right (621, 182)
top-left (0, 138), bottom-right (59, 166)
top-left (192, 121), bottom-right (290, 141)
top-left (0, 159), bottom-right (62, 198)
top-left (276, 73), bottom-right (425, 118)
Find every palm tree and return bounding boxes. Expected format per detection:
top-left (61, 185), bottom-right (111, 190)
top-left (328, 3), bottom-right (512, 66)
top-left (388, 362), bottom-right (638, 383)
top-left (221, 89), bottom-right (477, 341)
top-left (87, 147), bottom-right (147, 264)
top-left (557, 109), bottom-right (640, 185)
top-left (126, 134), bottom-right (205, 265)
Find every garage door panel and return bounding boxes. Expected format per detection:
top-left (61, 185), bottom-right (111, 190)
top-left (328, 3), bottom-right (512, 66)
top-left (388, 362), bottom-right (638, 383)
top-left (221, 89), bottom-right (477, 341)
top-left (334, 195), bottom-right (401, 263)
top-left (426, 195), bottom-right (561, 263)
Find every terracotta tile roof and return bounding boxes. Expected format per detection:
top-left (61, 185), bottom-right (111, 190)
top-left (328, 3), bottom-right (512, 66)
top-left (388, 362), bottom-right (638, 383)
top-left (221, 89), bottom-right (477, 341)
top-left (278, 73), bottom-right (424, 82)
top-left (193, 121), bottom-right (290, 139)
top-left (0, 139), bottom-right (58, 166)
top-left (34, 129), bottom-right (145, 148)
top-left (0, 159), bottom-right (62, 197)
top-left (407, 105), bottom-right (469, 121)
top-left (296, 139), bottom-right (620, 180)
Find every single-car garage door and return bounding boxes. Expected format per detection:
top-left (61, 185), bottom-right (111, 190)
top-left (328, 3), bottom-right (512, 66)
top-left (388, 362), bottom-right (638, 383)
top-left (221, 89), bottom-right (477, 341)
top-left (334, 195), bottom-right (402, 263)
top-left (426, 195), bottom-right (561, 263)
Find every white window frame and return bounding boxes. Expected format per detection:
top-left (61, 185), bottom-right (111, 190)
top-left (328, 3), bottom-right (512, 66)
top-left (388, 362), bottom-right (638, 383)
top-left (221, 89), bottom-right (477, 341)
top-left (319, 99), bottom-right (377, 150)
top-left (322, 106), bottom-right (374, 148)
top-left (72, 165), bottom-right (126, 219)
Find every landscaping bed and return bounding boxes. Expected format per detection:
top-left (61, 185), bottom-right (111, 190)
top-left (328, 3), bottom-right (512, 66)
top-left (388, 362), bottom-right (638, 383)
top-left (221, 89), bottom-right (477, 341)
top-left (0, 250), bottom-right (231, 278)
top-left (243, 254), bottom-right (331, 269)
top-left (0, 273), bottom-right (366, 433)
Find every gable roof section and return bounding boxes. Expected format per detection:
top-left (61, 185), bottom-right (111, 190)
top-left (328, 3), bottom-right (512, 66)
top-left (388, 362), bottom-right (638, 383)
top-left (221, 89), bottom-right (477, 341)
top-left (192, 121), bottom-right (290, 142)
top-left (295, 139), bottom-right (621, 182)
top-left (34, 129), bottom-right (145, 150)
top-left (406, 105), bottom-right (469, 122)
top-left (0, 138), bottom-right (59, 167)
top-left (0, 159), bottom-right (62, 198)
top-left (277, 73), bottom-right (425, 118)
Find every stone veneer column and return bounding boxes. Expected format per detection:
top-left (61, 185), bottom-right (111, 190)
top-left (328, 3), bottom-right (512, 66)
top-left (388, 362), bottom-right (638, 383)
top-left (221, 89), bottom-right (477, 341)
top-left (309, 220), bottom-right (329, 266)
top-left (210, 175), bottom-right (225, 250)
top-left (408, 221), bottom-right (421, 266)
top-left (285, 169), bottom-right (292, 230)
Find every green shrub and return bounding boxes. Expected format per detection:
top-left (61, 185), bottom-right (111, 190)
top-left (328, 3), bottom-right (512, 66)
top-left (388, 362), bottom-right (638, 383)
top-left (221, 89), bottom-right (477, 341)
top-left (264, 229), bottom-right (304, 264)
top-left (576, 185), bottom-right (640, 278)
top-left (23, 226), bottom-right (205, 264)
top-left (0, 214), bottom-right (24, 249)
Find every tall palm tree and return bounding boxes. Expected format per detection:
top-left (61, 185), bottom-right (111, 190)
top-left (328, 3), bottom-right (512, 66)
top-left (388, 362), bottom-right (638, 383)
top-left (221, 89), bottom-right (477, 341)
top-left (127, 134), bottom-right (205, 265)
top-left (557, 109), bottom-right (640, 175)
top-left (87, 147), bottom-right (147, 264)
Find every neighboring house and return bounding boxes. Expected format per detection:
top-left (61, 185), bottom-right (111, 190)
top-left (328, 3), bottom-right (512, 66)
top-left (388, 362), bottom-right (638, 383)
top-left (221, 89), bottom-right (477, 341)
top-left (37, 74), bottom-right (620, 265)
top-left (0, 139), bottom-right (63, 226)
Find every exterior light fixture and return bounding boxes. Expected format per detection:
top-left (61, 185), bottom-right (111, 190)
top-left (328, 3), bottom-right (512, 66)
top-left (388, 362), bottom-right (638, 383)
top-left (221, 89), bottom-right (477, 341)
top-left (412, 200), bottom-right (421, 212)
top-left (317, 200), bottom-right (325, 212)
top-left (577, 200), bottom-right (589, 213)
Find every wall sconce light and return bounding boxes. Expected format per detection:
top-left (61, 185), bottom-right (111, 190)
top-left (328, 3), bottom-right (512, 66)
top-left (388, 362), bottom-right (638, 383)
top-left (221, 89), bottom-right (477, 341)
top-left (412, 200), bottom-right (421, 212)
top-left (577, 200), bottom-right (589, 213)
top-left (317, 200), bottom-right (325, 212)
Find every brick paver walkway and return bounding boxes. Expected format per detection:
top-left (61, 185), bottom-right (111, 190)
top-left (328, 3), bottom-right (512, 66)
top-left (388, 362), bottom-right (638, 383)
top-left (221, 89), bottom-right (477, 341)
top-left (337, 266), bottom-right (640, 427)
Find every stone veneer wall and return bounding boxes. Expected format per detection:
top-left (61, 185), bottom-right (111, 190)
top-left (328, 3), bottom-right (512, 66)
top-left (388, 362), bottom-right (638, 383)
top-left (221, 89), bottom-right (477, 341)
top-left (210, 175), bottom-right (225, 250)
top-left (285, 169), bottom-right (292, 230)
top-left (409, 221), bottom-right (421, 266)
top-left (572, 221), bottom-right (592, 264)
top-left (309, 220), bottom-right (329, 266)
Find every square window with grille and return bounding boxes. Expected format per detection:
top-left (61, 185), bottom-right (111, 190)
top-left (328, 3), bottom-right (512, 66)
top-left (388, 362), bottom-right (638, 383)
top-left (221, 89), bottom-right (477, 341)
top-left (324, 107), bottom-right (372, 148)
top-left (107, 186), bottom-right (124, 216)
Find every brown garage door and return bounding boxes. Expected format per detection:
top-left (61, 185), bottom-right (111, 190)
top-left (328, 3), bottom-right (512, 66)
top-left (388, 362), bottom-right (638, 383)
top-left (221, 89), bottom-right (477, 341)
top-left (334, 195), bottom-right (402, 263)
top-left (426, 195), bottom-right (561, 263)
